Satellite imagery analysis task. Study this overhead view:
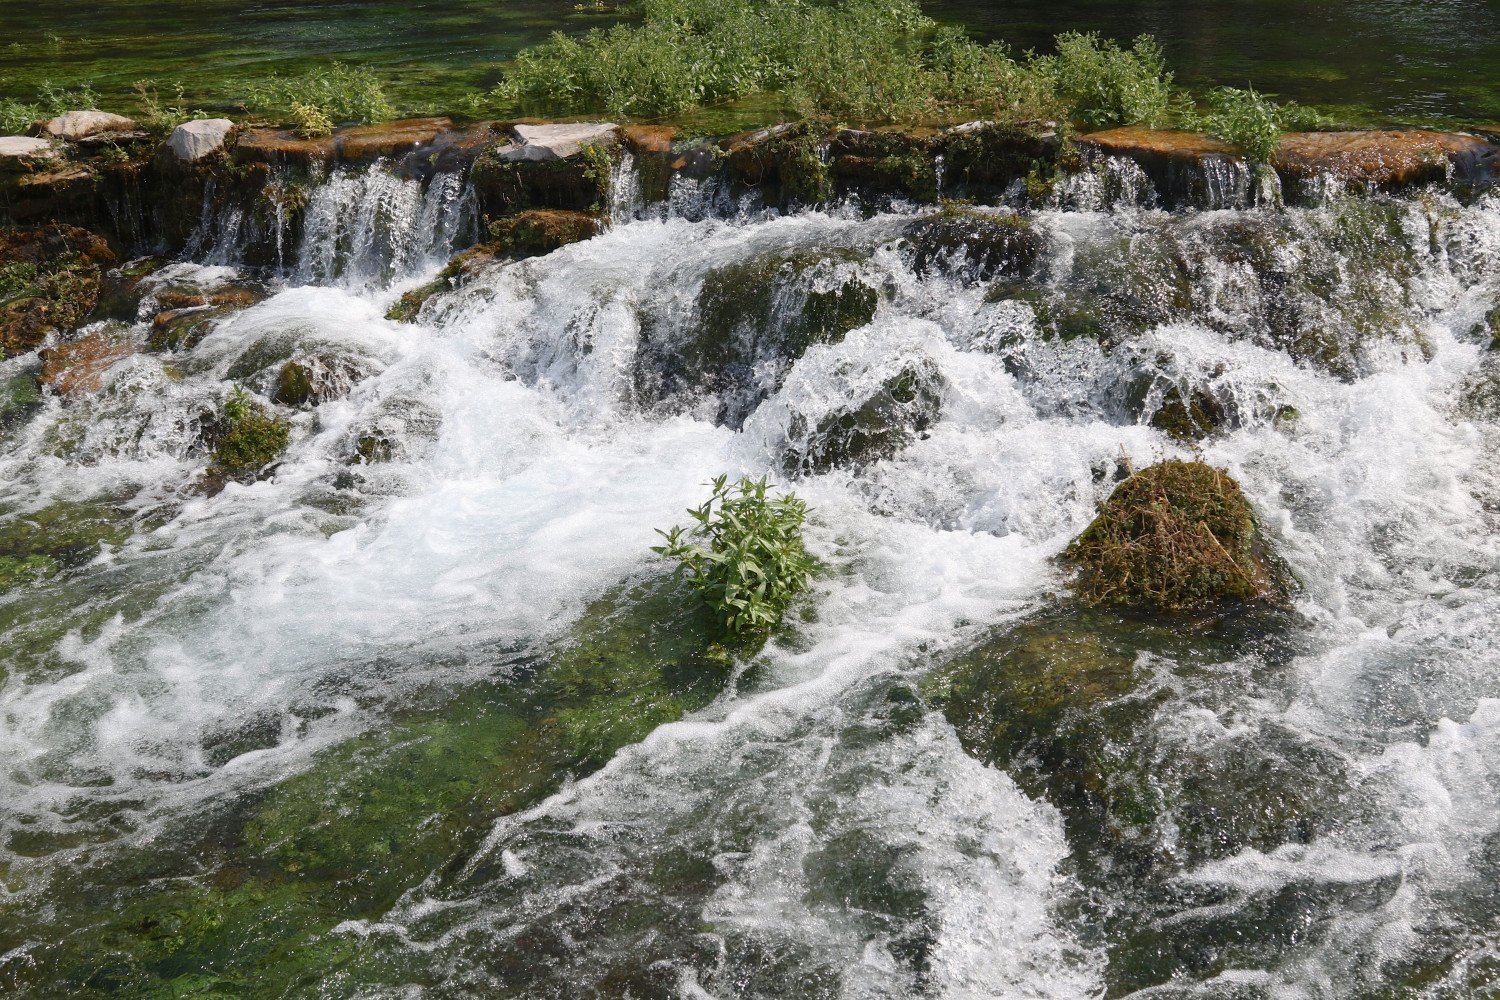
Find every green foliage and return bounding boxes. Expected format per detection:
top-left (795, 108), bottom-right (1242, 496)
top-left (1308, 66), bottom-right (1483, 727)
top-left (495, 0), bottom-right (1059, 125)
top-left (130, 79), bottom-right (206, 134)
top-left (243, 61), bottom-right (394, 129)
top-left (0, 81), bottom-right (101, 134)
top-left (653, 475), bottom-right (816, 634)
top-left (213, 387), bottom-right (290, 477)
top-left (1037, 32), bottom-right (1174, 130)
top-left (1187, 85), bottom-right (1326, 163)
top-left (1063, 460), bottom-right (1290, 611)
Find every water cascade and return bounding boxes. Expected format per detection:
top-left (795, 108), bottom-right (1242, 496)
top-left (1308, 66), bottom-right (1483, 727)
top-left (1, 146), bottom-right (1499, 999)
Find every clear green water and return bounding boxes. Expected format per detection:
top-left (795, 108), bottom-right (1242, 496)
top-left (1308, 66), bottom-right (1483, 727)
top-left (2, 0), bottom-right (1499, 124)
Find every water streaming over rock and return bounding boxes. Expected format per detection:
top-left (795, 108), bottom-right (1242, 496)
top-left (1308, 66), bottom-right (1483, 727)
top-left (2, 156), bottom-right (1499, 998)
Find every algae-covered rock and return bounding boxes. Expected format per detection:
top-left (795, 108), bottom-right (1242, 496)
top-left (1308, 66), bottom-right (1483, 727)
top-left (1142, 382), bottom-right (1229, 441)
top-left (487, 208), bottom-right (601, 259)
top-left (272, 353), bottom-right (366, 408)
top-left (0, 369), bottom-right (42, 435)
top-left (934, 120), bottom-right (1062, 199)
top-left (720, 122), bottom-right (832, 209)
top-left (0, 225), bottom-right (117, 357)
top-left (386, 244), bottom-right (502, 323)
top-left (783, 360), bottom-right (943, 476)
top-left (471, 127), bottom-right (618, 222)
top-left (828, 128), bottom-right (939, 205)
top-left (146, 284), bottom-right (264, 352)
top-left (636, 246), bottom-right (881, 427)
top-left (901, 208), bottom-right (1043, 283)
top-left (1064, 460), bottom-right (1292, 611)
top-left (205, 388), bottom-right (289, 481)
top-left (0, 499), bottom-right (133, 591)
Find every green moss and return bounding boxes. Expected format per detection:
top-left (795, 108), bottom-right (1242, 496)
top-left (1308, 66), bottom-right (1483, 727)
top-left (724, 124), bottom-right (832, 207)
top-left (211, 388), bottom-right (290, 479)
top-left (0, 499), bottom-right (133, 593)
top-left (471, 142), bottom-right (616, 221)
top-left (1147, 384), bottom-right (1226, 441)
top-left (486, 208), bottom-right (601, 258)
top-left (904, 208), bottom-right (1042, 282)
top-left (1, 370), bottom-right (42, 434)
top-left (274, 361), bottom-right (314, 407)
top-left (1064, 460), bottom-right (1292, 611)
top-left (783, 360), bottom-right (943, 475)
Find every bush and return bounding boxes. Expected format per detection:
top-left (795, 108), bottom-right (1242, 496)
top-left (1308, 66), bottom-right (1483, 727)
top-left (243, 62), bottom-right (394, 129)
top-left (1063, 459), bottom-right (1290, 611)
top-left (213, 387), bottom-right (290, 478)
top-left (653, 475), bottom-right (816, 634)
top-left (130, 80), bottom-right (207, 134)
top-left (495, 0), bottom-right (1062, 125)
top-left (1187, 85), bottom-right (1326, 163)
top-left (1037, 32), bottom-right (1174, 130)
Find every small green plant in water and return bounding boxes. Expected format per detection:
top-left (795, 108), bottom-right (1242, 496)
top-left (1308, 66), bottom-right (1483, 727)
top-left (653, 475), bottom-right (816, 634)
top-left (1038, 32), bottom-right (1174, 130)
top-left (213, 387), bottom-right (290, 478)
top-left (243, 61), bottom-right (394, 129)
top-left (1188, 85), bottom-right (1326, 164)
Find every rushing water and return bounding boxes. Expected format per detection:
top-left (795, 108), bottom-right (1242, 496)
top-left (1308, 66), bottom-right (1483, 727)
top-left (2, 156), bottom-right (1500, 998)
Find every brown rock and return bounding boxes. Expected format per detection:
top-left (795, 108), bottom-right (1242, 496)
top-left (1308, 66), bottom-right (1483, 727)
top-left (39, 331), bottom-right (136, 395)
top-left (0, 225), bottom-right (116, 356)
top-left (620, 125), bottom-right (677, 156)
top-left (234, 129), bottom-right (337, 168)
top-left (336, 117), bottom-right (451, 161)
top-left (1077, 127), bottom-right (1235, 161)
top-left (1273, 129), bottom-right (1499, 189)
top-left (487, 208), bottom-right (601, 258)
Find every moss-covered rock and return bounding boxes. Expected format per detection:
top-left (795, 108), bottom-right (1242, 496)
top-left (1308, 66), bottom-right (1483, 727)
top-left (146, 285), bottom-right (264, 352)
top-left (0, 369), bottom-right (42, 435)
top-left (901, 207), bottom-right (1043, 283)
top-left (827, 128), bottom-right (939, 205)
top-left (385, 244), bottom-right (502, 323)
top-left (471, 135), bottom-right (617, 223)
top-left (206, 388), bottom-right (289, 481)
top-left (934, 120), bottom-right (1063, 199)
top-left (0, 225), bottom-right (117, 357)
top-left (1064, 460), bottom-right (1292, 611)
top-left (720, 123), bottom-right (832, 209)
top-left (783, 360), bottom-right (943, 476)
top-left (1145, 383), bottom-right (1228, 441)
top-left (91, 256), bottom-right (163, 321)
top-left (3, 575), bottom-right (744, 997)
top-left (0, 499), bottom-right (133, 592)
top-left (636, 246), bottom-right (880, 427)
top-left (271, 354), bottom-right (366, 408)
top-left (486, 208), bottom-right (601, 259)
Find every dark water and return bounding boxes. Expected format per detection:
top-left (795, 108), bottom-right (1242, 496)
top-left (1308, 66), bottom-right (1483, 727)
top-left (2, 0), bottom-right (1499, 124)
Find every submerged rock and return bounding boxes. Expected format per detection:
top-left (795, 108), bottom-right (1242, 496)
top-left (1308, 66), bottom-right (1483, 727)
top-left (166, 118), bottom-right (235, 163)
top-left (783, 360), bottom-right (943, 476)
top-left (38, 330), bottom-right (137, 396)
top-left (1063, 460), bottom-right (1292, 611)
top-left (901, 208), bottom-right (1043, 283)
top-left (635, 245), bottom-right (881, 427)
top-left (0, 499), bottom-right (133, 591)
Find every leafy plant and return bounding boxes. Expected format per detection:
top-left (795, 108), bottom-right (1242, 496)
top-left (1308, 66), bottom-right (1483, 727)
top-left (242, 62), bottom-right (394, 129)
top-left (213, 387), bottom-right (290, 478)
top-left (1187, 85), bottom-right (1326, 164)
top-left (131, 79), bottom-right (206, 134)
top-left (0, 81), bottom-right (101, 134)
top-left (1037, 32), bottom-right (1174, 130)
top-left (653, 475), bottom-right (817, 634)
top-left (288, 101), bottom-right (335, 138)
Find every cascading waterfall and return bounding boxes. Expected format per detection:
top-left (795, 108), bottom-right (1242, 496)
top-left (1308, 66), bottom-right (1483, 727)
top-left (1, 151), bottom-right (1499, 999)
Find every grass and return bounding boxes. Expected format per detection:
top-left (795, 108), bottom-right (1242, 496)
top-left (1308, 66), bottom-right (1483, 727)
top-left (0, 82), bottom-right (101, 135)
top-left (653, 475), bottom-right (817, 634)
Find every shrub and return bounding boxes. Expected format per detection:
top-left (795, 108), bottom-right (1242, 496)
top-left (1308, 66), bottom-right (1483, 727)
top-left (1188, 85), bottom-right (1327, 164)
top-left (213, 387), bottom-right (290, 478)
top-left (1036, 32), bottom-right (1174, 130)
top-left (130, 80), bottom-right (207, 134)
top-left (243, 62), bottom-right (394, 129)
top-left (653, 475), bottom-right (816, 634)
top-left (1062, 459), bottom-right (1290, 611)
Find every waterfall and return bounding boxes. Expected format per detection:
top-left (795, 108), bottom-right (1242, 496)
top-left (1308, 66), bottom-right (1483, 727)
top-left (2, 144), bottom-right (1500, 999)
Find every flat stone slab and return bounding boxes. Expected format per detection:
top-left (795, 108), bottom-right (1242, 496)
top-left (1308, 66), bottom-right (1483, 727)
top-left (0, 135), bottom-right (54, 159)
top-left (1274, 129), bottom-right (1499, 186)
top-left (168, 119), bottom-right (235, 162)
top-left (45, 110), bottom-right (137, 140)
top-left (1078, 127), bottom-right (1236, 161)
top-left (501, 122), bottom-right (618, 161)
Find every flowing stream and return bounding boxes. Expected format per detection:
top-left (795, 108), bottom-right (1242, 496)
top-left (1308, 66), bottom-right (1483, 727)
top-left (1, 157), bottom-right (1499, 998)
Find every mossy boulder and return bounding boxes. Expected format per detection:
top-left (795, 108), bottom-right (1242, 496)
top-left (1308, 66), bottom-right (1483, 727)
top-left (720, 123), bottom-right (832, 209)
top-left (783, 360), bottom-right (943, 476)
top-left (91, 256), bottom-right (163, 321)
top-left (386, 244), bottom-right (502, 323)
top-left (934, 120), bottom-right (1063, 199)
top-left (205, 389), bottom-right (290, 481)
top-left (827, 128), bottom-right (939, 205)
top-left (0, 225), bottom-right (117, 357)
top-left (471, 131), bottom-right (617, 223)
top-left (901, 207), bottom-right (1043, 283)
top-left (486, 208), bottom-right (601, 259)
top-left (0, 499), bottom-right (133, 592)
top-left (1064, 460), bottom-right (1292, 612)
top-left (636, 246), bottom-right (880, 428)
top-left (0, 369), bottom-right (42, 435)
top-left (271, 353), bottom-right (367, 408)
top-left (146, 285), bottom-right (265, 352)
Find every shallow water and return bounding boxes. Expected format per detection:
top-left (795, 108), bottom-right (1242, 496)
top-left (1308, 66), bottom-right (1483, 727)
top-left (2, 160), bottom-right (1500, 997)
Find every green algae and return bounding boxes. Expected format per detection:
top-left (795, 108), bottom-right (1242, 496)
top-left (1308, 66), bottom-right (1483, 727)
top-left (0, 498), bottom-right (133, 594)
top-left (209, 389), bottom-right (289, 480)
top-left (1, 574), bottom-right (746, 997)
